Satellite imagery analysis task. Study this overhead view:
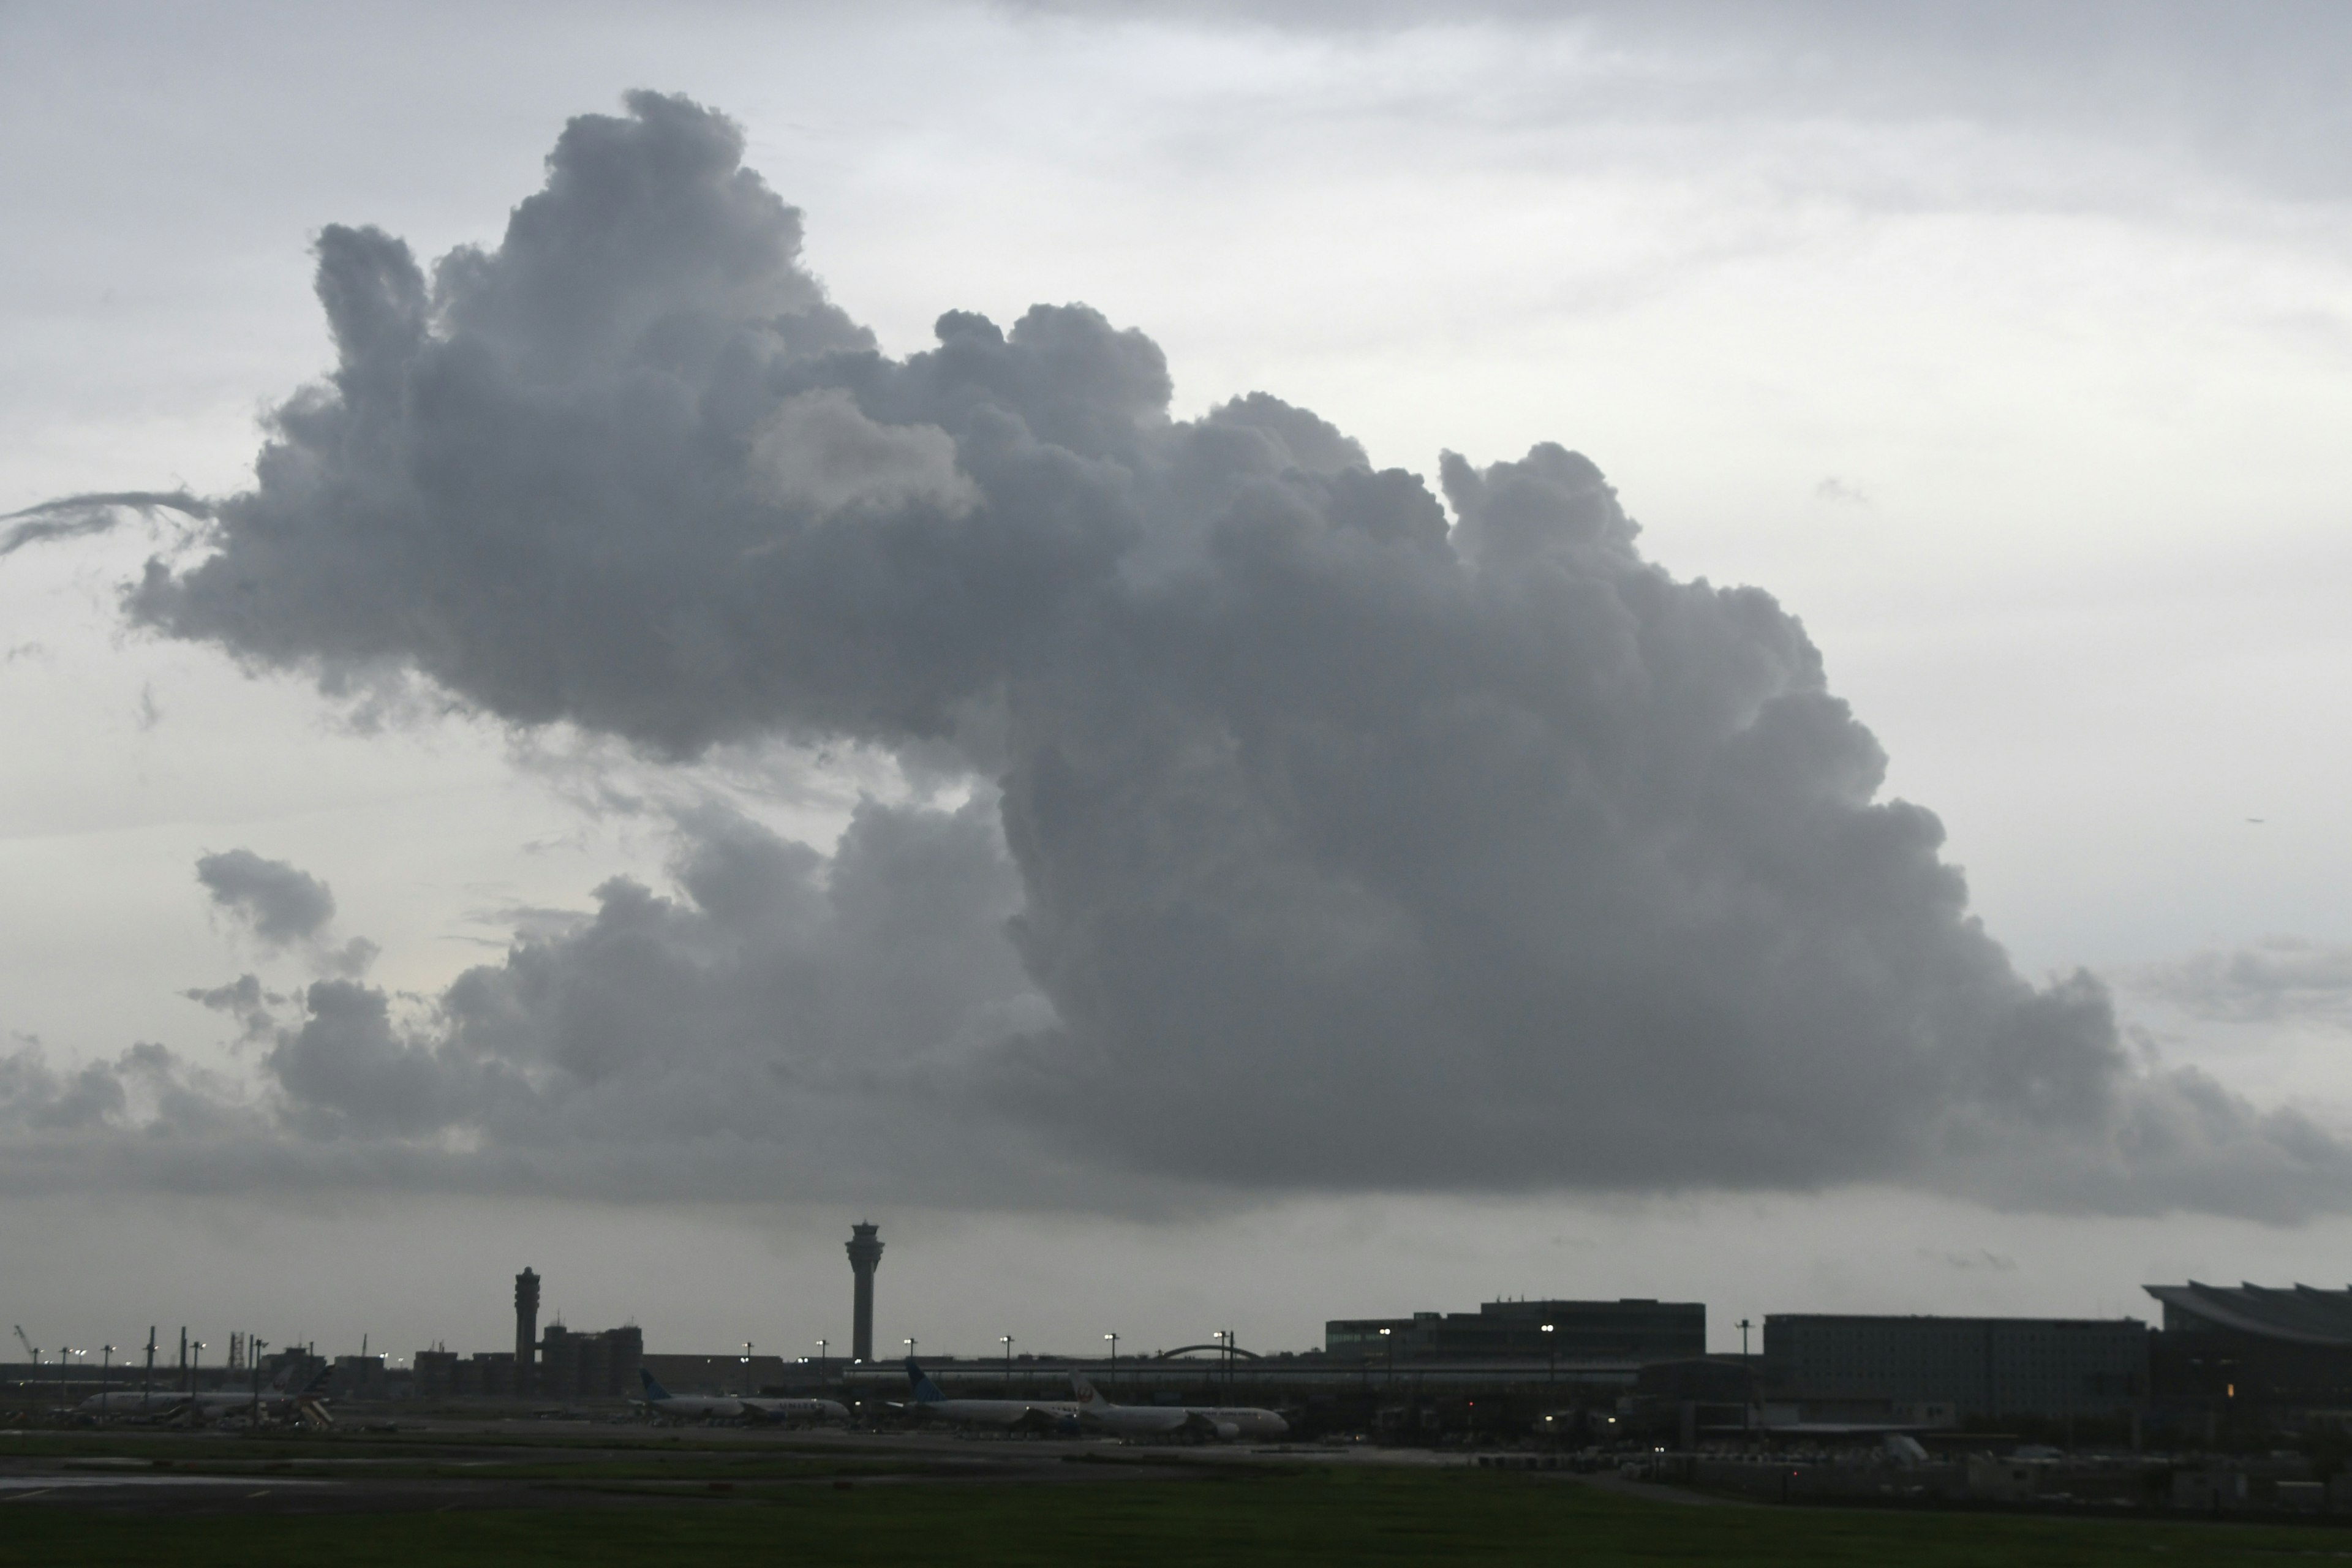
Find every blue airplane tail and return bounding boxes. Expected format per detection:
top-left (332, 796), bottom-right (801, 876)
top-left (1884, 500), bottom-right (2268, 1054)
top-left (903, 1357), bottom-right (946, 1404)
top-left (639, 1368), bottom-right (673, 1401)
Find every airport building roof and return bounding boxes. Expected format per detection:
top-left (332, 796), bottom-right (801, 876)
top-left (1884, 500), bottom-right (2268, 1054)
top-left (2144, 1283), bottom-right (2352, 1347)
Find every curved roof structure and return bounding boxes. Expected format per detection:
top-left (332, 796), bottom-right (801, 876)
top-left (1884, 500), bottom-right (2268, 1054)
top-left (2144, 1283), bottom-right (2352, 1348)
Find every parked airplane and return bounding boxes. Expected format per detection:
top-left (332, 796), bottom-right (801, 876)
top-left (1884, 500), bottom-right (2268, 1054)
top-left (76, 1362), bottom-right (329, 1422)
top-left (1069, 1374), bottom-right (1287, 1441)
top-left (740, 1393), bottom-right (852, 1425)
top-left (636, 1369), bottom-right (746, 1421)
top-left (902, 1359), bottom-right (1079, 1432)
top-left (634, 1370), bottom-right (849, 1424)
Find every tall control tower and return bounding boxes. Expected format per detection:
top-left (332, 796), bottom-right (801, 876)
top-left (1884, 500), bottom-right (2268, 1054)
top-left (514, 1267), bottom-right (540, 1393)
top-left (845, 1223), bottom-right (883, 1362)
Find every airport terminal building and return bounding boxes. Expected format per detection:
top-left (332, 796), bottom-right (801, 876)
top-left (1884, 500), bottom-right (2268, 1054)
top-left (2144, 1281), bottom-right (2352, 1417)
top-left (1327, 1298), bottom-right (1705, 1362)
top-left (1763, 1314), bottom-right (2149, 1421)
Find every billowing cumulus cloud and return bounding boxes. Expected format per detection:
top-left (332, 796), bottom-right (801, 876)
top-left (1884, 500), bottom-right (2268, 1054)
top-left (7, 89), bottom-right (2345, 1217)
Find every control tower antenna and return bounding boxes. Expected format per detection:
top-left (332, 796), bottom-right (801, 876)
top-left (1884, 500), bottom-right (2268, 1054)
top-left (846, 1223), bottom-right (883, 1363)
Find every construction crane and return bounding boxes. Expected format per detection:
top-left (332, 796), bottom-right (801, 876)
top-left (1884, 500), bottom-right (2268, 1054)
top-left (12, 1325), bottom-right (36, 1363)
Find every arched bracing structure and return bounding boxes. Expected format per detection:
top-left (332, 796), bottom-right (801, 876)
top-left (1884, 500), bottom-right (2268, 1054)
top-left (1153, 1343), bottom-right (1262, 1361)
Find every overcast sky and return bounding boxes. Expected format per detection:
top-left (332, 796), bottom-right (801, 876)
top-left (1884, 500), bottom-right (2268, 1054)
top-left (4, 1), bottom-right (2352, 1367)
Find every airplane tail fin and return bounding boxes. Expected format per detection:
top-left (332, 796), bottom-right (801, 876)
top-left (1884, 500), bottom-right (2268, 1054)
top-left (903, 1358), bottom-right (946, 1404)
top-left (1069, 1373), bottom-right (1106, 1408)
top-left (639, 1367), bottom-right (673, 1402)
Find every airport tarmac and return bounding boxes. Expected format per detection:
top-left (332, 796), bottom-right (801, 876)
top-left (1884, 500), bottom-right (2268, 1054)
top-left (0, 1422), bottom-right (1512, 1516)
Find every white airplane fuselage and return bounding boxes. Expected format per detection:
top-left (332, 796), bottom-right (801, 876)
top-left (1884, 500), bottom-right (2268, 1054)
top-left (901, 1359), bottom-right (1077, 1431)
top-left (1071, 1376), bottom-right (1286, 1441)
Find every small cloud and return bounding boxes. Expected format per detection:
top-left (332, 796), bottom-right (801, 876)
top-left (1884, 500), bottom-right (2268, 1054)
top-left (183, 974), bottom-right (266, 1014)
top-left (2128, 937), bottom-right (2352, 1028)
top-left (460, 903), bottom-right (595, 943)
top-left (195, 850), bottom-right (336, 947)
top-left (179, 973), bottom-right (281, 1044)
top-left (1918, 1248), bottom-right (2017, 1272)
top-left (1815, 477), bottom-right (1870, 505)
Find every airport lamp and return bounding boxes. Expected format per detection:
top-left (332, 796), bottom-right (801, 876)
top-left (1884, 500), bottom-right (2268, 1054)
top-left (1001, 1334), bottom-right (1014, 1390)
top-left (1542, 1322), bottom-right (1555, 1383)
top-left (1104, 1332), bottom-right (1118, 1389)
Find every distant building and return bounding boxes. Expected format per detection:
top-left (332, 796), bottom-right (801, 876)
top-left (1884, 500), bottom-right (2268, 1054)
top-left (410, 1329), bottom-right (641, 1402)
top-left (537, 1324), bottom-right (644, 1400)
top-left (1764, 1314), bottom-right (2147, 1420)
top-left (2145, 1281), bottom-right (2352, 1416)
top-left (326, 1355), bottom-right (386, 1400)
top-left (1327, 1299), bottom-right (1705, 1362)
top-left (413, 1349), bottom-right (460, 1399)
top-left (454, 1351), bottom-right (517, 1398)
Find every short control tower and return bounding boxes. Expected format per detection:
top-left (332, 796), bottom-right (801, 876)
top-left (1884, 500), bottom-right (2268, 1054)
top-left (846, 1223), bottom-right (883, 1363)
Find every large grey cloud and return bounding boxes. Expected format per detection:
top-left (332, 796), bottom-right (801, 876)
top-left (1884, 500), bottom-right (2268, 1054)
top-left (10, 89), bottom-right (2344, 1217)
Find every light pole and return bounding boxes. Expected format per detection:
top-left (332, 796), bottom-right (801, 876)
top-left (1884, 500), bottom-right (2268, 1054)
top-left (101, 1343), bottom-right (115, 1393)
top-left (815, 1339), bottom-right (828, 1390)
top-left (250, 1337), bottom-right (268, 1427)
top-left (192, 1340), bottom-right (206, 1401)
top-left (902, 1337), bottom-right (918, 1362)
top-left (1378, 1326), bottom-right (1393, 1388)
top-left (1737, 1319), bottom-right (1754, 1434)
top-left (1542, 1322), bottom-right (1556, 1384)
top-left (739, 1341), bottom-right (753, 1395)
top-left (1001, 1335), bottom-right (1015, 1394)
top-left (1103, 1333), bottom-right (1118, 1392)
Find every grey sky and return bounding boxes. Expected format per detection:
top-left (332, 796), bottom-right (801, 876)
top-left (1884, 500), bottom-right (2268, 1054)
top-left (2, 2), bottom-right (2350, 1360)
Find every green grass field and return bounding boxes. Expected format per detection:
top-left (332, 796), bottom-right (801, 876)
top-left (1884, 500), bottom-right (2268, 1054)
top-left (6, 1466), bottom-right (2352, 1566)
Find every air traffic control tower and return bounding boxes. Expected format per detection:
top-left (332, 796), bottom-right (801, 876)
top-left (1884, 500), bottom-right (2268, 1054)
top-left (514, 1267), bottom-right (540, 1393)
top-left (846, 1223), bottom-right (883, 1362)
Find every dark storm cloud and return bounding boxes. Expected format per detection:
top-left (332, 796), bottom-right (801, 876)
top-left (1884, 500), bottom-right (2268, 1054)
top-left (1, 798), bottom-right (1078, 1204)
top-left (11, 90), bottom-right (2341, 1215)
top-left (195, 850), bottom-right (336, 947)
